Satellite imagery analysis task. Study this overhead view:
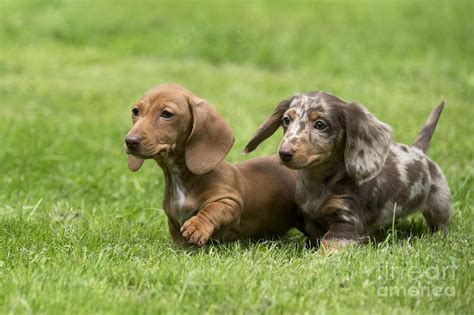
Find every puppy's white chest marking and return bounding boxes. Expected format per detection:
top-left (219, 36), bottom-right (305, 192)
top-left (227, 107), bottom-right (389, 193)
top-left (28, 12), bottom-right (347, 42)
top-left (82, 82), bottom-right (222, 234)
top-left (175, 182), bottom-right (186, 208)
top-left (168, 168), bottom-right (197, 226)
top-left (170, 170), bottom-right (186, 209)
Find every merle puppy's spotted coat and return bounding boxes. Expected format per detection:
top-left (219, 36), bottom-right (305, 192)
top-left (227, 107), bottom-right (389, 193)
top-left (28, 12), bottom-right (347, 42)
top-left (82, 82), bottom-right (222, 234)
top-left (245, 92), bottom-right (451, 249)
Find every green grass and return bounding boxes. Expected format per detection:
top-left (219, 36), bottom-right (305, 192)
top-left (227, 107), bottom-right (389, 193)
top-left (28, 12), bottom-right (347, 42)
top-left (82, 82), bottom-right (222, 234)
top-left (1, 0), bottom-right (473, 314)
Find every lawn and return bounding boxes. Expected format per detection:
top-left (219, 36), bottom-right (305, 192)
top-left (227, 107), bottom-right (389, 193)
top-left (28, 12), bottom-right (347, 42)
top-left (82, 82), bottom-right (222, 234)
top-left (0, 0), bottom-right (472, 314)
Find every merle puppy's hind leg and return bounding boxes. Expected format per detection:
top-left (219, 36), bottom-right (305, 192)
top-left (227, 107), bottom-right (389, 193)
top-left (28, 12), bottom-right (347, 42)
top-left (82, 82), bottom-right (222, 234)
top-left (422, 173), bottom-right (451, 233)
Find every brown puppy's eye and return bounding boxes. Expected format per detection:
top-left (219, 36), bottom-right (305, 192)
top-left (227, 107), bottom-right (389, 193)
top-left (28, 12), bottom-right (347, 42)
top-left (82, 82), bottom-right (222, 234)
top-left (314, 120), bottom-right (327, 130)
top-left (282, 116), bottom-right (291, 127)
top-left (132, 107), bottom-right (139, 117)
top-left (160, 110), bottom-right (174, 120)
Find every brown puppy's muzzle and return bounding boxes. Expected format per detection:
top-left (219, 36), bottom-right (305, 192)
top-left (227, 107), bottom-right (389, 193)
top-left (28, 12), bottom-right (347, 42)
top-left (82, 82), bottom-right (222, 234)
top-left (124, 131), bottom-right (152, 158)
top-left (124, 131), bottom-right (172, 159)
top-left (125, 135), bottom-right (142, 152)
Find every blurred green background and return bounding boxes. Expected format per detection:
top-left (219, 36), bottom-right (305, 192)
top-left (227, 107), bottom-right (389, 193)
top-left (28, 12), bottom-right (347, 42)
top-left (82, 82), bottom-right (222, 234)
top-left (1, 0), bottom-right (472, 314)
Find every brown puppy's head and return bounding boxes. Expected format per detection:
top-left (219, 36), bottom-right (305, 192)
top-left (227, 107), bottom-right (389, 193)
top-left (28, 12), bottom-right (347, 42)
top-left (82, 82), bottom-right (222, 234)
top-left (125, 84), bottom-right (234, 174)
top-left (245, 92), bottom-right (392, 184)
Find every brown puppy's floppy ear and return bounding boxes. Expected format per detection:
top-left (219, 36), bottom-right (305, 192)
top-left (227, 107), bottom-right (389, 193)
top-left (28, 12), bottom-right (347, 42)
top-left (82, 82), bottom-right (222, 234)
top-left (244, 96), bottom-right (295, 153)
top-left (185, 96), bottom-right (234, 175)
top-left (128, 155), bottom-right (144, 172)
top-left (342, 102), bottom-right (392, 185)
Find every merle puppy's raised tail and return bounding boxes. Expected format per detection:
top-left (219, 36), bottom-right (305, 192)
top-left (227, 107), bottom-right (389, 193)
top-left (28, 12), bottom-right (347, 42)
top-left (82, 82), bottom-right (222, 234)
top-left (413, 100), bottom-right (444, 153)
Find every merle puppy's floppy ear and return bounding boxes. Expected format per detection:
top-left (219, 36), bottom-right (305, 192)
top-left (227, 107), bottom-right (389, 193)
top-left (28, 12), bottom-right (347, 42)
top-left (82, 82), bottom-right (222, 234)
top-left (185, 96), bottom-right (234, 175)
top-left (244, 96), bottom-right (295, 153)
top-left (128, 155), bottom-right (144, 172)
top-left (342, 103), bottom-right (392, 185)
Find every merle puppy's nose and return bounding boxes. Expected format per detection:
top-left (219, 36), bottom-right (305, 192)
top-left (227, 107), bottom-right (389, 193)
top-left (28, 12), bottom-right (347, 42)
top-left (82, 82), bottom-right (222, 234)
top-left (279, 148), bottom-right (294, 162)
top-left (125, 135), bottom-right (142, 150)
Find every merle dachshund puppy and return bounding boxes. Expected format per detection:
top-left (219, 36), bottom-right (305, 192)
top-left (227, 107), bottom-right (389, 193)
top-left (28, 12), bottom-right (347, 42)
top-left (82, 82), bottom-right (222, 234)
top-left (245, 92), bottom-right (451, 250)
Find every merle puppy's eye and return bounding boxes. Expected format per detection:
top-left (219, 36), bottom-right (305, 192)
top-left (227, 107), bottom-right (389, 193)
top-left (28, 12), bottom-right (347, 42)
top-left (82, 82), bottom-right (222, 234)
top-left (314, 120), bottom-right (327, 130)
top-left (282, 116), bottom-right (291, 127)
top-left (160, 110), bottom-right (174, 120)
top-left (132, 107), bottom-right (139, 117)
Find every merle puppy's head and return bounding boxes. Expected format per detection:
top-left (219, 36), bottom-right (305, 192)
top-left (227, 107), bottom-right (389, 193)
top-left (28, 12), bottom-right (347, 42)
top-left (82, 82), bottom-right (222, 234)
top-left (245, 92), bottom-right (393, 184)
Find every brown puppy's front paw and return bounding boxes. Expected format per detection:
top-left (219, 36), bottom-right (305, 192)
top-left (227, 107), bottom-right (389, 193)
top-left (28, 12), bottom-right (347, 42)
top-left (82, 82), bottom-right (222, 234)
top-left (180, 216), bottom-right (214, 246)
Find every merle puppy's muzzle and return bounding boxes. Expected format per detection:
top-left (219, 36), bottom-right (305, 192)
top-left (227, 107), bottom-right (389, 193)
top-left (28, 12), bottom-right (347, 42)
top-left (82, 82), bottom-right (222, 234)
top-left (278, 146), bottom-right (294, 163)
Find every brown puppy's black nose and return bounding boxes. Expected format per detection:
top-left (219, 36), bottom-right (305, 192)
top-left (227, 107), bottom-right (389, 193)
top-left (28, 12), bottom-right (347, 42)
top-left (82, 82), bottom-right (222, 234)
top-left (279, 148), bottom-right (294, 162)
top-left (125, 135), bottom-right (142, 150)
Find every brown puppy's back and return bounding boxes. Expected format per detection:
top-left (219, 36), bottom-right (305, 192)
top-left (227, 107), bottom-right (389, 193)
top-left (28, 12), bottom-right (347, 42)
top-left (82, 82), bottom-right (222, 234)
top-left (235, 155), bottom-right (302, 239)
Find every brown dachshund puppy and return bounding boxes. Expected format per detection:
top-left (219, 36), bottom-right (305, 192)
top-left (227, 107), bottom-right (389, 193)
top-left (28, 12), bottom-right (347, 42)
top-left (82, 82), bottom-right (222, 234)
top-left (124, 84), bottom-right (303, 246)
top-left (245, 92), bottom-right (451, 249)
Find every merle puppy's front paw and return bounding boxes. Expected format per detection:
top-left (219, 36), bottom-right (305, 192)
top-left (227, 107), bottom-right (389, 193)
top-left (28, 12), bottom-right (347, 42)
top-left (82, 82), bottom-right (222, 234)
top-left (318, 238), bottom-right (355, 255)
top-left (180, 216), bottom-right (213, 246)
